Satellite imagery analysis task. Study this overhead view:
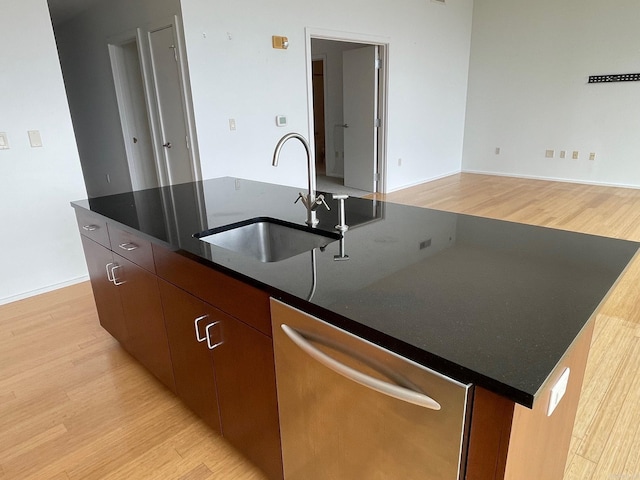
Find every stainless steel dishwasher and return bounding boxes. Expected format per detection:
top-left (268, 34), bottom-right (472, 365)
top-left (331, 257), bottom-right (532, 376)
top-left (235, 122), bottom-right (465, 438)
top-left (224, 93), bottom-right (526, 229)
top-left (270, 299), bottom-right (473, 480)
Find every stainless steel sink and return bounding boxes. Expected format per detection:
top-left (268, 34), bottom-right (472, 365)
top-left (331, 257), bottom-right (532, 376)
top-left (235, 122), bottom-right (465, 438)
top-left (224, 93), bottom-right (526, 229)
top-left (195, 217), bottom-right (340, 263)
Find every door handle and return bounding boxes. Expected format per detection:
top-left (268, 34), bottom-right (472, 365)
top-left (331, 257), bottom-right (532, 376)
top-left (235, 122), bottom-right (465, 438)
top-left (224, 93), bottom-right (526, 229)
top-left (280, 324), bottom-right (441, 410)
top-left (163, 142), bottom-right (172, 149)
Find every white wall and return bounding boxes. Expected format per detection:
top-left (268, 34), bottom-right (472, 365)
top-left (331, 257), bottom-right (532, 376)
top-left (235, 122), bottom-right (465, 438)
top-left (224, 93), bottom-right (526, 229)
top-left (180, 0), bottom-right (474, 192)
top-left (462, 0), bottom-right (640, 187)
top-left (0, 0), bottom-right (88, 304)
top-left (55, 0), bottom-right (181, 197)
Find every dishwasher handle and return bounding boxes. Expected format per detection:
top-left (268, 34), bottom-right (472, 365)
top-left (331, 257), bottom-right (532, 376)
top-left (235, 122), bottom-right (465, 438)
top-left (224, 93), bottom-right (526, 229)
top-left (281, 324), bottom-right (441, 411)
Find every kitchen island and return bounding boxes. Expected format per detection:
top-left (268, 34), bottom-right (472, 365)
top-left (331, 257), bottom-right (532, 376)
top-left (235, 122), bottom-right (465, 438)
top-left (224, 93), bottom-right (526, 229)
top-left (72, 177), bottom-right (639, 479)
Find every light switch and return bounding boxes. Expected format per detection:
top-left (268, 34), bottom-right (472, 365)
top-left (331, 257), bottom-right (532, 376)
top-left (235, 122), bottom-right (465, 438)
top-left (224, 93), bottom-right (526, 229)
top-left (28, 130), bottom-right (43, 148)
top-left (276, 115), bottom-right (287, 127)
top-left (0, 132), bottom-right (8, 149)
top-left (547, 367), bottom-right (570, 416)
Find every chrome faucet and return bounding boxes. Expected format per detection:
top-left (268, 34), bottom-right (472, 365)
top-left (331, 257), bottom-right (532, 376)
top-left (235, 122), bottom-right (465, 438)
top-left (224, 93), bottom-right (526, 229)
top-left (272, 132), bottom-right (329, 226)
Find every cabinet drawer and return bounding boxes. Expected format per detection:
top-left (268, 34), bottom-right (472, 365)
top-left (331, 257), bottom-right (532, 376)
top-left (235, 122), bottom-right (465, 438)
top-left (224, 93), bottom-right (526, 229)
top-left (153, 243), bottom-right (272, 336)
top-left (108, 224), bottom-right (155, 273)
top-left (75, 209), bottom-right (110, 248)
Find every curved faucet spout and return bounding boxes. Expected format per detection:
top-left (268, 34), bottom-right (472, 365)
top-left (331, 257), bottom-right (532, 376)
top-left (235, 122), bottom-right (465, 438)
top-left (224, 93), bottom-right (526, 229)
top-left (272, 132), bottom-right (327, 226)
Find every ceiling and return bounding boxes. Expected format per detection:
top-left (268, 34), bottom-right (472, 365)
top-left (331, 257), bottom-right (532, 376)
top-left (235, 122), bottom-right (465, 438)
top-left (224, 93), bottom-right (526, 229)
top-left (47, 0), bottom-right (103, 26)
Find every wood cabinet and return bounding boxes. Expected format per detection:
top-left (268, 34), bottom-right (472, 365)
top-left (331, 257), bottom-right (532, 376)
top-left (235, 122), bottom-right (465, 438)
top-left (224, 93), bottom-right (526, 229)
top-left (77, 209), bottom-right (284, 479)
top-left (113, 253), bottom-right (174, 392)
top-left (156, 250), bottom-right (283, 480)
top-left (80, 235), bottom-right (127, 343)
top-left (159, 279), bottom-right (222, 433)
top-left (213, 305), bottom-right (282, 480)
top-left (76, 213), bottom-right (175, 393)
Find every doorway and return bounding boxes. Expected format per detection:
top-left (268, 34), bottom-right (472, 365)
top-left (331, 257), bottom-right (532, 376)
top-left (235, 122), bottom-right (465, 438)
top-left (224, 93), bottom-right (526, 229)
top-left (308, 33), bottom-right (388, 195)
top-left (109, 19), bottom-right (200, 191)
top-left (109, 37), bottom-right (157, 190)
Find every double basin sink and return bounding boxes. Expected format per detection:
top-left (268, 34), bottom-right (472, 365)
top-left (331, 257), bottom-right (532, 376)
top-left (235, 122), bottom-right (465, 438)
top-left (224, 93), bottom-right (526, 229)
top-left (194, 217), bottom-right (340, 263)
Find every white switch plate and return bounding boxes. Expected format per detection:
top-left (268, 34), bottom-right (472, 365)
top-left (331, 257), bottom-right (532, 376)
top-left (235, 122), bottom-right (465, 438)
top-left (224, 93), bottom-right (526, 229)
top-left (229, 119), bottom-right (236, 131)
top-left (0, 132), bottom-right (8, 149)
top-left (547, 367), bottom-right (570, 416)
top-left (28, 130), bottom-right (43, 148)
top-left (276, 115), bottom-right (287, 127)
top-left (545, 149), bottom-right (554, 158)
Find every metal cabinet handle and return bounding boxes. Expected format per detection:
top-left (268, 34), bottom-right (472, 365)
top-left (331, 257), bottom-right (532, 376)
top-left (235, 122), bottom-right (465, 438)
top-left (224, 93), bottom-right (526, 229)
top-left (205, 321), bottom-right (223, 350)
top-left (110, 265), bottom-right (125, 286)
top-left (194, 315), bottom-right (209, 342)
top-left (194, 315), bottom-right (223, 350)
top-left (280, 324), bottom-right (441, 410)
top-left (105, 262), bottom-right (115, 282)
top-left (118, 242), bottom-right (138, 251)
top-left (83, 224), bottom-right (99, 231)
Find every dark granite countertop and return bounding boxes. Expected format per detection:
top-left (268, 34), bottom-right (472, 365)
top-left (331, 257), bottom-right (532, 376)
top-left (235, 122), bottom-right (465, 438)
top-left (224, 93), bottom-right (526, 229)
top-left (71, 177), bottom-right (639, 407)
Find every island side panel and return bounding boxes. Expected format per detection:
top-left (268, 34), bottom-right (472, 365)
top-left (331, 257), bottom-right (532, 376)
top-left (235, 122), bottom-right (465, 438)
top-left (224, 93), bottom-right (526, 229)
top-left (503, 318), bottom-right (595, 480)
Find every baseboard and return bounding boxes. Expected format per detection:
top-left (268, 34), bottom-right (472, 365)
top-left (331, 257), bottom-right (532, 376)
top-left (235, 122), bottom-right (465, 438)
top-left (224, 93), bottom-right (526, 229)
top-left (386, 169), bottom-right (461, 193)
top-left (461, 168), bottom-right (640, 190)
top-left (0, 275), bottom-right (90, 306)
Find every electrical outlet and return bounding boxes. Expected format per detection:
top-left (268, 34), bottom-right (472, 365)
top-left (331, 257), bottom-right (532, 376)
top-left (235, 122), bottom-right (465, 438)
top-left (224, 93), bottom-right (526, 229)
top-left (589, 152), bottom-right (596, 161)
top-left (495, 147), bottom-right (501, 155)
top-left (398, 158), bottom-right (402, 166)
top-left (545, 149), bottom-right (555, 158)
top-left (572, 151), bottom-right (579, 160)
top-left (560, 150), bottom-right (566, 159)
top-left (0, 132), bottom-right (8, 149)
top-left (548, 368), bottom-right (570, 416)
top-left (229, 118), bottom-right (236, 131)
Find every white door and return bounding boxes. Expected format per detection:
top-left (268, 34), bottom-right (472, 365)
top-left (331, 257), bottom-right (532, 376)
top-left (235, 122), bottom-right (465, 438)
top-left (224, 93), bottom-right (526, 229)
top-left (148, 25), bottom-right (193, 185)
top-left (343, 45), bottom-right (379, 192)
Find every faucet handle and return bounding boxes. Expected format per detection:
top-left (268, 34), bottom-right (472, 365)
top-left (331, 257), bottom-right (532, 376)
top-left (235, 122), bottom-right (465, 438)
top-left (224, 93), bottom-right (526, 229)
top-left (294, 192), bottom-right (305, 205)
top-left (316, 194), bottom-right (330, 211)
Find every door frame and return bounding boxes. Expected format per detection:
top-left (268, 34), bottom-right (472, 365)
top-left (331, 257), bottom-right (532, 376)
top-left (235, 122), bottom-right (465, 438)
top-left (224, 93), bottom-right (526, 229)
top-left (311, 54), bottom-right (327, 175)
top-left (304, 28), bottom-right (389, 194)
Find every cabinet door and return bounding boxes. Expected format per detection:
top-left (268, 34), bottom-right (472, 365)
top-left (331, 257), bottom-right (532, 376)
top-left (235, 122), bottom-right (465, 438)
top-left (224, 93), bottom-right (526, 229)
top-left (214, 315), bottom-right (283, 480)
top-left (114, 253), bottom-right (176, 393)
top-left (159, 279), bottom-right (221, 433)
top-left (80, 236), bottom-right (127, 343)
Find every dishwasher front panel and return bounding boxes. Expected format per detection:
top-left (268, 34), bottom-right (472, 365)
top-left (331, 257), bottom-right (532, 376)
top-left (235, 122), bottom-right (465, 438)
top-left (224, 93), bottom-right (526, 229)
top-left (271, 299), bottom-right (473, 480)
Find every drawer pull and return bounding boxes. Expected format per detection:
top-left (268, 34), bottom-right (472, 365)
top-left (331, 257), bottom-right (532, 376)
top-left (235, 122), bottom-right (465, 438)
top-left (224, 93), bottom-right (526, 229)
top-left (118, 242), bottom-right (138, 251)
top-left (82, 224), bottom-right (99, 231)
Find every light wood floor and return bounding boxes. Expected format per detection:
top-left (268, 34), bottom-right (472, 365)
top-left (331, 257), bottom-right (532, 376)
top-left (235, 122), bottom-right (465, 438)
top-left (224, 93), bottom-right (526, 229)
top-left (0, 282), bottom-right (267, 479)
top-left (2, 172), bottom-right (640, 479)
top-left (381, 173), bottom-right (640, 480)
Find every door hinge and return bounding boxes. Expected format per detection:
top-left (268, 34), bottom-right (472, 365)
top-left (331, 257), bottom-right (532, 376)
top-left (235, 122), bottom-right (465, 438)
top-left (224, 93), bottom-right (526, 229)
top-left (375, 118), bottom-right (382, 128)
top-left (375, 57), bottom-right (381, 69)
top-left (186, 135), bottom-right (190, 150)
top-left (170, 44), bottom-right (178, 62)
top-left (374, 172), bottom-right (380, 182)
